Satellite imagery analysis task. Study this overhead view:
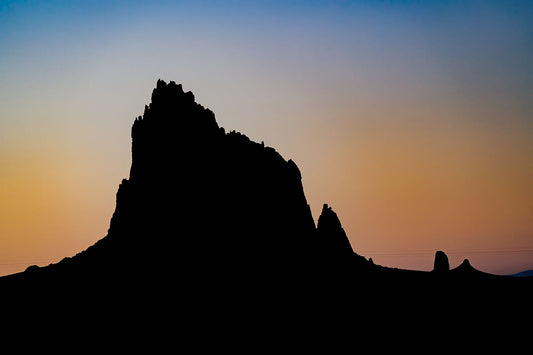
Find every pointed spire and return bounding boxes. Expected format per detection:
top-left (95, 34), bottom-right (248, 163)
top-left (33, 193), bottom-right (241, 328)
top-left (316, 203), bottom-right (353, 255)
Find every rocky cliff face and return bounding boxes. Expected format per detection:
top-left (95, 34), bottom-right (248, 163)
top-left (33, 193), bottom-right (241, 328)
top-left (96, 80), bottom-right (319, 284)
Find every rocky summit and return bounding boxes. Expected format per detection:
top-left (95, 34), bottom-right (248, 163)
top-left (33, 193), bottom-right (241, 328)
top-left (1, 80), bottom-right (532, 341)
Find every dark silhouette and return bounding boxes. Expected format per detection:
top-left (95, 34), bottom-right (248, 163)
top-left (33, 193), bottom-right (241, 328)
top-left (316, 204), bottom-right (354, 256)
top-left (1, 80), bottom-right (531, 341)
top-left (433, 250), bottom-right (450, 272)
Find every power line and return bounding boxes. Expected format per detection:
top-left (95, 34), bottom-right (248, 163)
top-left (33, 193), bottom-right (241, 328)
top-left (358, 248), bottom-right (533, 257)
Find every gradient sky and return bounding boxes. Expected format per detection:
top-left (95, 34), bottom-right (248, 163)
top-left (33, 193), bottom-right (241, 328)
top-left (1, 0), bottom-right (533, 275)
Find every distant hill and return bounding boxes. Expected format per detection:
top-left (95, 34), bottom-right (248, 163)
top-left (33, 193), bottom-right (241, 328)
top-left (1, 80), bottom-right (531, 339)
top-left (511, 269), bottom-right (533, 277)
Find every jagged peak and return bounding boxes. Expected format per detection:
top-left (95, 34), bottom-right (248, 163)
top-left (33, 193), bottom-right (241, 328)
top-left (153, 79), bottom-right (189, 101)
top-left (316, 203), bottom-right (354, 255)
top-left (129, 80), bottom-right (306, 184)
top-left (317, 204), bottom-right (342, 230)
top-left (148, 80), bottom-right (197, 114)
top-left (131, 80), bottom-right (219, 139)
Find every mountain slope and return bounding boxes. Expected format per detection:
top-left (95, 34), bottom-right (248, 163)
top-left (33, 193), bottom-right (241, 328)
top-left (1, 80), bottom-right (334, 310)
top-left (1, 80), bottom-right (532, 337)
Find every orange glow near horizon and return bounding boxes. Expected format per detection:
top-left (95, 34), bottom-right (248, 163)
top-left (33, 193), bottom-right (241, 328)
top-left (300, 116), bottom-right (533, 274)
top-left (0, 142), bottom-right (117, 275)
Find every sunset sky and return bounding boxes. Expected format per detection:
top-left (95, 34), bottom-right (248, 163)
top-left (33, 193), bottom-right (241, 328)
top-left (1, 0), bottom-right (532, 275)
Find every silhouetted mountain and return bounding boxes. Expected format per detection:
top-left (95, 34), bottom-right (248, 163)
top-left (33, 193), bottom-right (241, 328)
top-left (1, 80), bottom-right (532, 341)
top-left (105, 80), bottom-right (319, 288)
top-left (1, 80), bottom-right (325, 320)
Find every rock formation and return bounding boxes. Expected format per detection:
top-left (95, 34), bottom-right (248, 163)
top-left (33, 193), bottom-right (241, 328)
top-left (316, 204), bottom-right (354, 256)
top-left (1, 80), bottom-right (531, 339)
top-left (451, 258), bottom-right (483, 275)
top-left (4, 80), bottom-right (330, 309)
top-left (75, 79), bottom-right (334, 304)
top-left (433, 250), bottom-right (450, 272)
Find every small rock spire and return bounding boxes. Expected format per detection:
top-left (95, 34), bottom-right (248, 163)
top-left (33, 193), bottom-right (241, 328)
top-left (433, 250), bottom-right (450, 272)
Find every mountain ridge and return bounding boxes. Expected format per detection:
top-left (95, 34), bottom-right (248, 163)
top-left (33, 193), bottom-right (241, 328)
top-left (1, 80), bottom-right (532, 339)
